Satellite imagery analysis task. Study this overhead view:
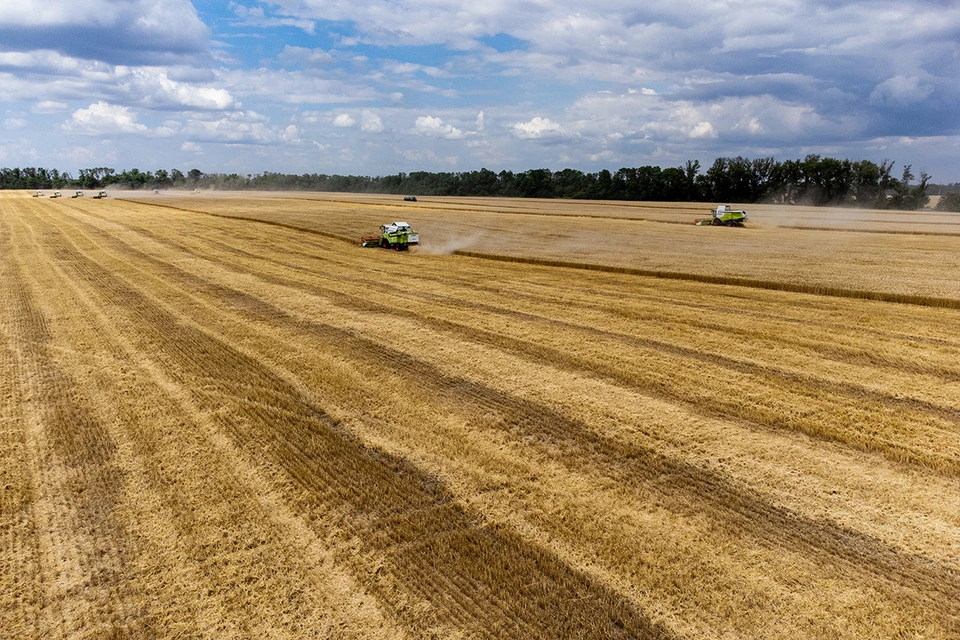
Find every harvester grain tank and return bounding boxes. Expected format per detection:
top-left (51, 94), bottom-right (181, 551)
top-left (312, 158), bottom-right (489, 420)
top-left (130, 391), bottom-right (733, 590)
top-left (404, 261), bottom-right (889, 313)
top-left (696, 205), bottom-right (747, 226)
top-left (361, 221), bottom-right (420, 250)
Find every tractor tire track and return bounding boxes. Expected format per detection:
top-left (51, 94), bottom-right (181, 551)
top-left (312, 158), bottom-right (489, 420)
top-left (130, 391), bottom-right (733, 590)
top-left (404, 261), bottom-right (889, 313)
top-left (1, 213), bottom-right (155, 638)
top-left (38, 207), bottom-right (670, 639)
top-left (92, 212), bottom-right (959, 472)
top-left (46, 208), bottom-right (960, 631)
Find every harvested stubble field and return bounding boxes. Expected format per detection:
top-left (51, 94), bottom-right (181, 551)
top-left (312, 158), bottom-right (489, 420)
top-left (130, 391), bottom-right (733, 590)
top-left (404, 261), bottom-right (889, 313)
top-left (2, 191), bottom-right (959, 639)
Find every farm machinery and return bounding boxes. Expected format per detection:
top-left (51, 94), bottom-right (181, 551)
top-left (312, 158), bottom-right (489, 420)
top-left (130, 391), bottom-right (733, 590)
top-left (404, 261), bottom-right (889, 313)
top-left (696, 205), bottom-right (747, 227)
top-left (92, 190), bottom-right (107, 199)
top-left (71, 190), bottom-right (84, 198)
top-left (361, 221), bottom-right (419, 251)
top-left (49, 191), bottom-right (61, 198)
top-left (32, 190), bottom-right (43, 197)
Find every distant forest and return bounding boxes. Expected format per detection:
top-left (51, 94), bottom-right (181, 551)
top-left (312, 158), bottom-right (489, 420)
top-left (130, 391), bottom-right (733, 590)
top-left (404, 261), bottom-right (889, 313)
top-left (3, 155), bottom-right (958, 210)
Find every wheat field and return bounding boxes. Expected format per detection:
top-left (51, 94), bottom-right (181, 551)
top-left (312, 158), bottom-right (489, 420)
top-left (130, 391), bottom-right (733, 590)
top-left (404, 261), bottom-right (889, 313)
top-left (2, 191), bottom-right (958, 638)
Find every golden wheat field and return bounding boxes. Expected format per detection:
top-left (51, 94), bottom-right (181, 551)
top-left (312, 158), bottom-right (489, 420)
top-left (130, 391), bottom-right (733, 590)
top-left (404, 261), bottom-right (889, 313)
top-left (2, 190), bottom-right (959, 639)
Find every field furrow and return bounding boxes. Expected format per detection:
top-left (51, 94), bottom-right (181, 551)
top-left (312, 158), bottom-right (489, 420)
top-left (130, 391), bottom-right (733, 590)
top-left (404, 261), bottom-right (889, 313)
top-left (4, 191), bottom-right (960, 639)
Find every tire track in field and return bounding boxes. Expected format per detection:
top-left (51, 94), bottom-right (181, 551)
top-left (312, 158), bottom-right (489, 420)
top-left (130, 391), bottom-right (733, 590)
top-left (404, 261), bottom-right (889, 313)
top-left (0, 219), bottom-right (42, 636)
top-left (15, 206), bottom-right (406, 639)
top-left (39, 211), bottom-right (669, 639)
top-left (50, 211), bottom-right (960, 630)
top-left (105, 214), bottom-right (960, 471)
top-left (1, 216), bottom-right (156, 637)
top-left (79, 208), bottom-right (960, 414)
top-left (454, 250), bottom-right (960, 309)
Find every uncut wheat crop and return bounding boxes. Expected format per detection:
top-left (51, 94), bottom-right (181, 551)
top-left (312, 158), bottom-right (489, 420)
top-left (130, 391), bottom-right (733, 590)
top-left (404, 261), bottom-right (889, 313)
top-left (2, 190), bottom-right (959, 639)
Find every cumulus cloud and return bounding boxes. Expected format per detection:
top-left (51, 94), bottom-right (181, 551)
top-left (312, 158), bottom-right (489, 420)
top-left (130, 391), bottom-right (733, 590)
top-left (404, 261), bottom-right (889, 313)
top-left (334, 114), bottom-right (356, 127)
top-left (689, 121), bottom-right (717, 139)
top-left (0, 0), bottom-right (210, 65)
top-left (869, 76), bottom-right (934, 107)
top-left (183, 110), bottom-right (294, 145)
top-left (133, 70), bottom-right (239, 110)
top-left (62, 101), bottom-right (150, 135)
top-left (512, 117), bottom-right (564, 140)
top-left (360, 111), bottom-right (384, 133)
top-left (277, 46), bottom-right (335, 67)
top-left (414, 115), bottom-right (465, 139)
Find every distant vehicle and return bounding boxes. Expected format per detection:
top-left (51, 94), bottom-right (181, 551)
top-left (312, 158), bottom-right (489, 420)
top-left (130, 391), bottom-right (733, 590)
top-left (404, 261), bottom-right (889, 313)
top-left (33, 190), bottom-right (43, 197)
top-left (71, 190), bottom-right (84, 198)
top-left (92, 190), bottom-right (107, 199)
top-left (696, 204), bottom-right (747, 227)
top-left (361, 221), bottom-right (420, 250)
top-left (49, 191), bottom-right (61, 198)
top-left (403, 196), bottom-right (417, 201)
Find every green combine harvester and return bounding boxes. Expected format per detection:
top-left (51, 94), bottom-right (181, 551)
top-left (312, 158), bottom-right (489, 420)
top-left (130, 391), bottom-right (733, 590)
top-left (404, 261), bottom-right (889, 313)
top-left (696, 205), bottom-right (747, 226)
top-left (361, 221), bottom-right (420, 251)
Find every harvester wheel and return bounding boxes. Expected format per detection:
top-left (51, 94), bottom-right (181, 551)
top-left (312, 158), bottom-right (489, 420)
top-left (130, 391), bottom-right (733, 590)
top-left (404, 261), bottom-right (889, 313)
top-left (725, 220), bottom-right (733, 227)
top-left (713, 218), bottom-right (721, 226)
top-left (381, 238), bottom-right (389, 249)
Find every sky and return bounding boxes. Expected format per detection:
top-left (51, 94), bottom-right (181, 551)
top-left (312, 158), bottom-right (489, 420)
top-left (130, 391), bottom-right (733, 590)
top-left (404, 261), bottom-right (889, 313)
top-left (1, 0), bottom-right (958, 181)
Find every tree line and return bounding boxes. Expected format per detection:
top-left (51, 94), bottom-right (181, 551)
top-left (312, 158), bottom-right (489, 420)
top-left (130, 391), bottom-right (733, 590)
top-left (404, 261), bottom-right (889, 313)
top-left (2, 155), bottom-right (955, 210)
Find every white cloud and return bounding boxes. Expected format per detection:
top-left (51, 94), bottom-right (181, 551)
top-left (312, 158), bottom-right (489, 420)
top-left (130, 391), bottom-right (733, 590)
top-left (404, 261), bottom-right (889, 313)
top-left (181, 141), bottom-right (202, 152)
top-left (414, 115), bottom-right (465, 139)
top-left (869, 76), bottom-right (934, 107)
top-left (232, 4), bottom-right (316, 34)
top-left (3, 117), bottom-right (27, 130)
top-left (0, 0), bottom-right (210, 64)
top-left (183, 110), bottom-right (289, 145)
top-left (512, 117), bottom-right (564, 140)
top-left (141, 71), bottom-right (238, 110)
top-left (360, 111), bottom-right (384, 133)
top-left (689, 121), bottom-right (717, 139)
top-left (277, 45), bottom-right (334, 67)
top-left (32, 100), bottom-right (68, 113)
top-left (334, 113), bottom-right (356, 127)
top-left (62, 101), bottom-right (150, 135)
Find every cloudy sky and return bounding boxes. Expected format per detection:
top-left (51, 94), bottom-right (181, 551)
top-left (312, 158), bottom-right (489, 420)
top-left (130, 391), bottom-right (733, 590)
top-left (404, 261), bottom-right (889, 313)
top-left (1, 0), bottom-right (958, 180)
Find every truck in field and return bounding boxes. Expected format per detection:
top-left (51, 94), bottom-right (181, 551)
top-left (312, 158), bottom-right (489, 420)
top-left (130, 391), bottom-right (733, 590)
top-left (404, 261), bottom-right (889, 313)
top-left (361, 221), bottom-right (420, 250)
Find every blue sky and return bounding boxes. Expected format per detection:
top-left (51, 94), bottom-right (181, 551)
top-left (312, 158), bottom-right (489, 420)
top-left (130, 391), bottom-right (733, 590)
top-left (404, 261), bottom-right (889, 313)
top-left (1, 0), bottom-right (958, 181)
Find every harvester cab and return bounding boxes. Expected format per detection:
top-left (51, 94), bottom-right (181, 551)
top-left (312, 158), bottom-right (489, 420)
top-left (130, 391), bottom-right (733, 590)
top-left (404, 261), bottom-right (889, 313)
top-left (361, 221), bottom-right (420, 250)
top-left (696, 204), bottom-right (747, 226)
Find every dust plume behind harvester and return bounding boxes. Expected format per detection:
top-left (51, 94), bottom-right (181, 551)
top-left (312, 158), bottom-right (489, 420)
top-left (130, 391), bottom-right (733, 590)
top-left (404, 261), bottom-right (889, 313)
top-left (696, 204), bottom-right (748, 226)
top-left (361, 221), bottom-right (420, 251)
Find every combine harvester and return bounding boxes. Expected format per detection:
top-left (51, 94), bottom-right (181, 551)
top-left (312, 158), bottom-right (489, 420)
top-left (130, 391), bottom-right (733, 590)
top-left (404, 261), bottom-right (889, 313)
top-left (361, 221), bottom-right (419, 251)
top-left (92, 190), bottom-right (107, 199)
top-left (49, 191), bottom-right (61, 198)
top-left (32, 190), bottom-right (43, 197)
top-left (71, 190), bottom-right (84, 199)
top-left (696, 205), bottom-right (747, 227)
